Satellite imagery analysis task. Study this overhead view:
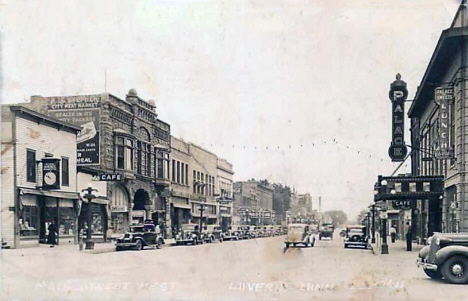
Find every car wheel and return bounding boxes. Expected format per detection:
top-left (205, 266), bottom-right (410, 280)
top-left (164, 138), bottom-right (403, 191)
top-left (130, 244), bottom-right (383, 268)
top-left (220, 237), bottom-right (224, 243)
top-left (423, 268), bottom-right (441, 279)
top-left (156, 238), bottom-right (163, 249)
top-left (285, 243), bottom-right (289, 248)
top-left (441, 255), bottom-right (468, 284)
top-left (135, 240), bottom-right (143, 251)
top-left (116, 246), bottom-right (123, 251)
top-left (344, 244), bottom-right (348, 249)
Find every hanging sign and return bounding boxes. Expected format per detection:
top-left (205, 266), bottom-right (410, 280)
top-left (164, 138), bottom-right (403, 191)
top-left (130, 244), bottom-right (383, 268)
top-left (434, 87), bottom-right (453, 159)
top-left (42, 158), bottom-right (61, 190)
top-left (388, 74), bottom-right (408, 161)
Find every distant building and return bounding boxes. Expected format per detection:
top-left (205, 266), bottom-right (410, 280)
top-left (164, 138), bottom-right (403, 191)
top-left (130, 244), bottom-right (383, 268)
top-left (1, 105), bottom-right (81, 248)
top-left (232, 181), bottom-right (274, 225)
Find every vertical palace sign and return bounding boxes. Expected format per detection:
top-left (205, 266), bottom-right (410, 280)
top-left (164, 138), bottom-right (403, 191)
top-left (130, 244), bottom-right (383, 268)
top-left (388, 74), bottom-right (408, 162)
top-left (434, 87), bottom-right (453, 159)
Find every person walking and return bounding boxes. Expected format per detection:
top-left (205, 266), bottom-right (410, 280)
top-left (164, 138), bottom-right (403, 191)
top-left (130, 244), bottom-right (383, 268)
top-left (390, 225), bottom-right (397, 243)
top-left (47, 220), bottom-right (58, 247)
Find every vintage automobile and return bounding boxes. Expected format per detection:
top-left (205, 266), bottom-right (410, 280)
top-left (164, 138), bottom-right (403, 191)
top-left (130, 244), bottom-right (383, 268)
top-left (266, 226), bottom-right (276, 237)
top-left (253, 226), bottom-right (264, 238)
top-left (222, 226), bottom-right (240, 241)
top-left (175, 224), bottom-right (206, 245)
top-left (319, 222), bottom-right (334, 240)
top-left (115, 223), bottom-right (164, 251)
top-left (417, 232), bottom-right (468, 284)
top-left (284, 223), bottom-right (315, 248)
top-left (275, 226), bottom-right (283, 236)
top-left (343, 226), bottom-right (369, 249)
top-left (236, 225), bottom-right (253, 239)
top-left (203, 225), bottom-right (224, 243)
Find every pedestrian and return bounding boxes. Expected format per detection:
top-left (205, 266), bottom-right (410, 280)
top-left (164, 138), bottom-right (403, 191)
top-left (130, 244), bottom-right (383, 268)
top-left (390, 225), bottom-right (397, 243)
top-left (160, 222), bottom-right (166, 239)
top-left (47, 220), bottom-right (58, 247)
top-left (406, 222), bottom-right (412, 251)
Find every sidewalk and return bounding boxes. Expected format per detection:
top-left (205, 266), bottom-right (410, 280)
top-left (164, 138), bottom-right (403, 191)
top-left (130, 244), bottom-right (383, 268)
top-left (1, 238), bottom-right (176, 256)
top-left (369, 233), bottom-right (423, 256)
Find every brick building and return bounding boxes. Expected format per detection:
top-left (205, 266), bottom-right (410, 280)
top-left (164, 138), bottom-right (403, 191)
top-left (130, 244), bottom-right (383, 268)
top-left (23, 89), bottom-right (172, 238)
top-left (1, 105), bottom-right (81, 248)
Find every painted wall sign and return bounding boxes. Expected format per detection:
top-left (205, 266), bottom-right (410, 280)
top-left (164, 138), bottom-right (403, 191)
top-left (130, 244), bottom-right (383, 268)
top-left (434, 87), bottom-right (453, 159)
top-left (388, 74), bottom-right (408, 161)
top-left (47, 95), bottom-right (101, 165)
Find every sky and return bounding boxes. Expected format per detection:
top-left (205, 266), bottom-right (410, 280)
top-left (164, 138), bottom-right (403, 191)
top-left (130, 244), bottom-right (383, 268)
top-left (0, 0), bottom-right (461, 219)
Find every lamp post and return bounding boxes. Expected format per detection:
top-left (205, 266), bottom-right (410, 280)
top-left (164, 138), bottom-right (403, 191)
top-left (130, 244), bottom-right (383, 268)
top-left (81, 184), bottom-right (98, 250)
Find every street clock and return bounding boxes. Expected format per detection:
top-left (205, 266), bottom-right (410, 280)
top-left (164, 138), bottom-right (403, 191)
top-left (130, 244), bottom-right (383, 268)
top-left (42, 158), bottom-right (60, 190)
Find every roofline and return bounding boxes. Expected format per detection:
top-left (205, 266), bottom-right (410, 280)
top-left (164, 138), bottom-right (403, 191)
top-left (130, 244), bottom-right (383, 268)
top-left (8, 105), bottom-right (82, 132)
top-left (409, 27), bottom-right (468, 117)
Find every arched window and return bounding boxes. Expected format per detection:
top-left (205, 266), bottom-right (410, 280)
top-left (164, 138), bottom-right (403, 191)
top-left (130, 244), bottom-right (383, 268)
top-left (137, 127), bottom-right (152, 177)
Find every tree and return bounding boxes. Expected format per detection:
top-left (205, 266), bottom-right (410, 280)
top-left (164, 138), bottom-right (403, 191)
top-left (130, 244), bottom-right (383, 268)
top-left (272, 183), bottom-right (292, 219)
top-left (323, 210), bottom-right (348, 227)
top-left (355, 210), bottom-right (368, 225)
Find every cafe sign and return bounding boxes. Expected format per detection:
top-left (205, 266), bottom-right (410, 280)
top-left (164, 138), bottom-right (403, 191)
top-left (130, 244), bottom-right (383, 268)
top-left (434, 87), bottom-right (453, 159)
top-left (388, 74), bottom-right (408, 162)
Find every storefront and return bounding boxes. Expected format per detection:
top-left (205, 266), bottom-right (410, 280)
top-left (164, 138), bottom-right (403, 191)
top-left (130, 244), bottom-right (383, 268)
top-left (171, 196), bottom-right (191, 232)
top-left (110, 185), bottom-right (130, 236)
top-left (18, 188), bottom-right (80, 247)
top-left (78, 198), bottom-right (109, 242)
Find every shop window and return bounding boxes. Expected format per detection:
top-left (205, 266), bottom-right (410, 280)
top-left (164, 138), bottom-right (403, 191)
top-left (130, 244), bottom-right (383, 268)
top-left (116, 136), bottom-right (134, 170)
top-left (62, 157), bottom-right (69, 186)
top-left (20, 206), bottom-right (38, 237)
top-left (26, 150), bottom-right (36, 183)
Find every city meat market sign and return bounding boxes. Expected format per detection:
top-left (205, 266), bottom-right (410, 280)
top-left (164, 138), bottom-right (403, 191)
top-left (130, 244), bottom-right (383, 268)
top-left (434, 87), bottom-right (454, 159)
top-left (47, 95), bottom-right (101, 166)
top-left (388, 74), bottom-right (408, 162)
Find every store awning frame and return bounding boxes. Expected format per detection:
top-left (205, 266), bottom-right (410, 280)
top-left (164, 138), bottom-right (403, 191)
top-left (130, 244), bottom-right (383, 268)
top-left (19, 187), bottom-right (80, 200)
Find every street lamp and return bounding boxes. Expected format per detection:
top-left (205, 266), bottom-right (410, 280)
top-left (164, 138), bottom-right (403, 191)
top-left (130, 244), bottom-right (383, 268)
top-left (375, 178), bottom-right (389, 254)
top-left (81, 184), bottom-right (98, 250)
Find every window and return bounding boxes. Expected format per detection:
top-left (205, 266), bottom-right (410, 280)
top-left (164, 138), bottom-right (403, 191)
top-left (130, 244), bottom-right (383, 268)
top-left (137, 141), bottom-right (142, 174)
top-left (177, 161), bottom-right (181, 183)
top-left (172, 160), bottom-right (176, 182)
top-left (27, 150), bottom-right (36, 182)
top-left (185, 165), bottom-right (189, 185)
top-left (116, 137), bottom-right (134, 170)
top-left (193, 170), bottom-right (197, 193)
top-left (20, 205), bottom-right (38, 237)
top-left (146, 144), bottom-right (151, 177)
top-left (45, 153), bottom-right (53, 158)
top-left (155, 149), bottom-right (166, 179)
top-left (62, 157), bottom-right (69, 186)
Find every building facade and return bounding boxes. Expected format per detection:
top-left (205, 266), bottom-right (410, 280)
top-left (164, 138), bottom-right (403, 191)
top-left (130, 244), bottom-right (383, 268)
top-left (24, 90), bottom-right (172, 238)
top-left (1, 106), bottom-right (81, 248)
top-left (232, 181), bottom-right (274, 225)
top-left (408, 4), bottom-right (468, 236)
top-left (216, 158), bottom-right (234, 230)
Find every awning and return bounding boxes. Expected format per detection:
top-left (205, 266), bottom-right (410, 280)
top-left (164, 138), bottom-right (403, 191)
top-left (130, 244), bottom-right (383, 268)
top-left (19, 187), bottom-right (80, 200)
top-left (20, 195), bottom-right (37, 207)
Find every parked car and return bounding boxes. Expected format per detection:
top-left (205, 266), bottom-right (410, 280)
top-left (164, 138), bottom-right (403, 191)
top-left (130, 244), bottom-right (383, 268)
top-left (343, 226), bottom-right (368, 249)
top-left (253, 226), bottom-right (264, 238)
top-left (417, 232), bottom-right (468, 284)
top-left (203, 225), bottom-right (224, 243)
top-left (284, 223), bottom-right (315, 248)
top-left (266, 226), bottom-right (276, 237)
top-left (275, 226), bottom-right (283, 236)
top-left (116, 223), bottom-right (164, 251)
top-left (222, 226), bottom-right (240, 241)
top-left (319, 223), bottom-right (334, 240)
top-left (175, 224), bottom-right (205, 245)
top-left (236, 225), bottom-right (253, 239)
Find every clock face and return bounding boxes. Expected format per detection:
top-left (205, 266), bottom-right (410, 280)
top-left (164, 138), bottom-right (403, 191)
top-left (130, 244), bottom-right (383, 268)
top-left (44, 171), bottom-right (57, 185)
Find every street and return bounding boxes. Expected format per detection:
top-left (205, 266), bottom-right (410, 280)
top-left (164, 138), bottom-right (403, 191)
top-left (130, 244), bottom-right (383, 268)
top-left (1, 234), bottom-right (467, 301)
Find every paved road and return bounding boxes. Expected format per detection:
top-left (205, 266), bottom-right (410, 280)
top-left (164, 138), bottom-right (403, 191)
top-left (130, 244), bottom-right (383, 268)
top-left (1, 234), bottom-right (467, 301)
